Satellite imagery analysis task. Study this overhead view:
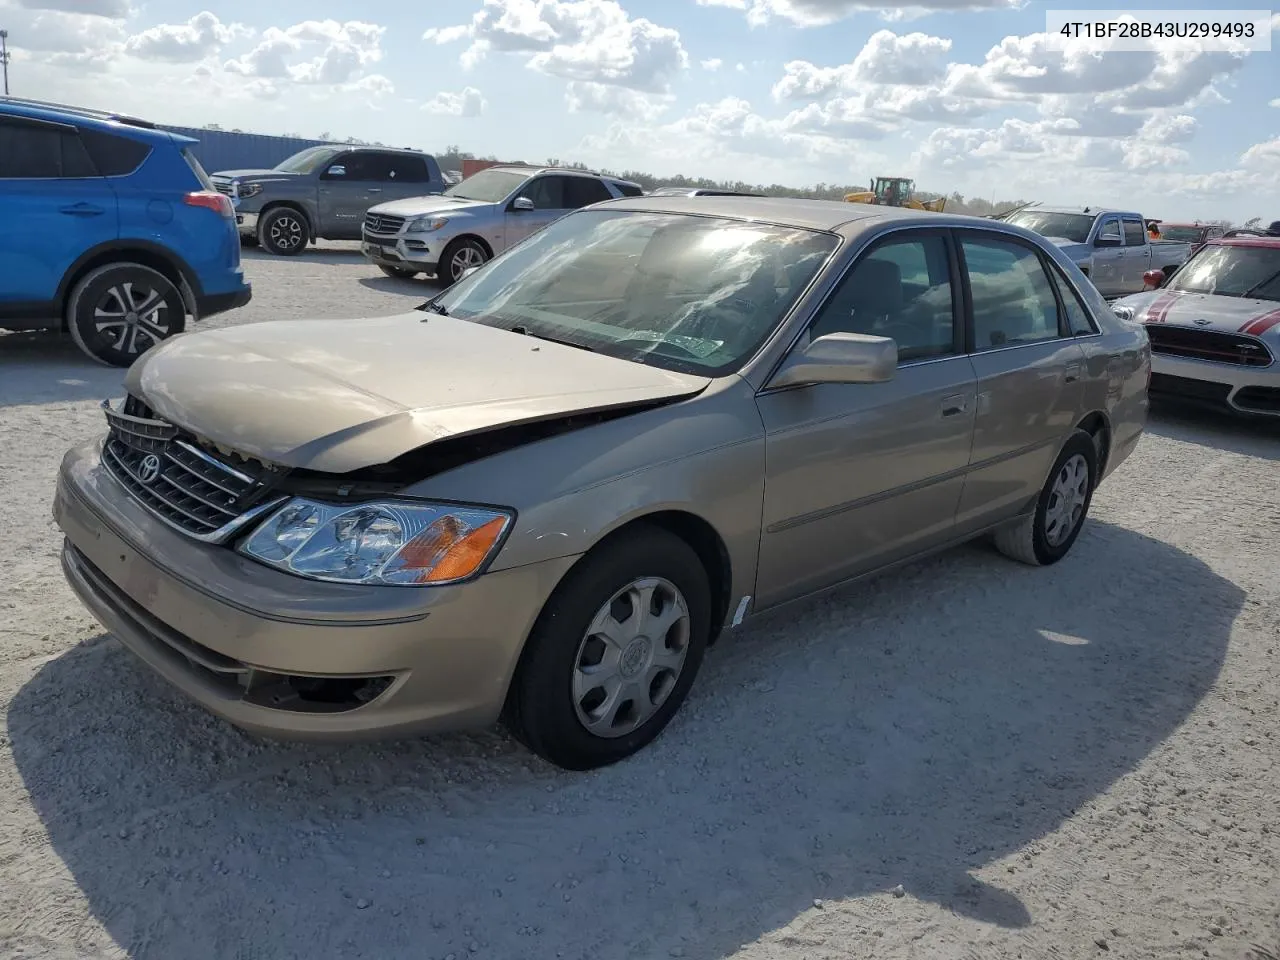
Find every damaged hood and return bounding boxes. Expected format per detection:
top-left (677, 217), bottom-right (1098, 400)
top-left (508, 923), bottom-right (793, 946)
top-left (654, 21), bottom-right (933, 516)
top-left (126, 313), bottom-right (711, 474)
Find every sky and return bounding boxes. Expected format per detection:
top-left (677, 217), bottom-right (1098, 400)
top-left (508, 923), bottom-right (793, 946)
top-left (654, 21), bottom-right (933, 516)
top-left (1, 0), bottom-right (1278, 222)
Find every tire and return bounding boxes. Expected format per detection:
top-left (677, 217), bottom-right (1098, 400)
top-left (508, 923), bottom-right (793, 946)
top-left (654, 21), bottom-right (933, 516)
top-left (65, 263), bottom-right (187, 367)
top-left (377, 264), bottom-right (420, 280)
top-left (994, 429), bottom-right (1098, 567)
top-left (437, 237), bottom-right (489, 287)
top-left (258, 207), bottom-right (309, 256)
top-left (504, 526), bottom-right (712, 771)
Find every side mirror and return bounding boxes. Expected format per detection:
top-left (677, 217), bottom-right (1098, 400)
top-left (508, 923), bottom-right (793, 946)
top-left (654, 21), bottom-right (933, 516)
top-left (768, 332), bottom-right (897, 390)
top-left (1143, 268), bottom-right (1165, 289)
top-left (326, 165), bottom-right (346, 177)
top-left (1094, 235), bottom-right (1121, 248)
top-left (512, 196), bottom-right (535, 212)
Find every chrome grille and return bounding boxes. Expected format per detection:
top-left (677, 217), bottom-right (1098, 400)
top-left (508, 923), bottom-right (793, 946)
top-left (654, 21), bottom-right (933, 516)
top-left (100, 397), bottom-right (284, 542)
top-left (212, 179), bottom-right (236, 198)
top-left (363, 212), bottom-right (405, 235)
top-left (1145, 325), bottom-right (1273, 367)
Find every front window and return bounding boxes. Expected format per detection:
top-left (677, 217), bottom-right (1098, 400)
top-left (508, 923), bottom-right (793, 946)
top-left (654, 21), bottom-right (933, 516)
top-left (444, 169), bottom-right (531, 203)
top-left (1159, 226), bottom-right (1206, 244)
top-left (428, 210), bottom-right (839, 376)
top-left (273, 146), bottom-right (342, 174)
top-left (1005, 211), bottom-right (1095, 244)
top-left (1166, 245), bottom-right (1280, 302)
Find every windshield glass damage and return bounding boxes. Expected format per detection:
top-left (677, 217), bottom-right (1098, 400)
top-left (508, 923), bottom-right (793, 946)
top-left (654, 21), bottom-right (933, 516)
top-left (1006, 212), bottom-right (1095, 244)
top-left (430, 210), bottom-right (839, 376)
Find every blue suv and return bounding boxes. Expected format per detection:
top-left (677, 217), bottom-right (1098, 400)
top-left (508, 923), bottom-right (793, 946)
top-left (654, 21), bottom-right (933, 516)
top-left (0, 98), bottom-right (251, 366)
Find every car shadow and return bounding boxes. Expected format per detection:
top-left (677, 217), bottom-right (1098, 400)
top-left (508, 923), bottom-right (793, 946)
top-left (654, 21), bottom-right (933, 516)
top-left (1147, 401), bottom-right (1280, 460)
top-left (9, 521), bottom-right (1239, 959)
top-left (0, 331), bottom-right (127, 407)
top-left (357, 275), bottom-right (442, 295)
top-left (240, 243), bottom-right (365, 265)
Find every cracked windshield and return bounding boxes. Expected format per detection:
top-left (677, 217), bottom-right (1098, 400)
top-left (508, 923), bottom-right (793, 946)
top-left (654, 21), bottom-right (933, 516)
top-left (431, 210), bottom-right (839, 375)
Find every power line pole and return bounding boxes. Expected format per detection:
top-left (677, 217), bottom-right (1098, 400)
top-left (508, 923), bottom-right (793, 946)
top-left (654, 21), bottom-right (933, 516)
top-left (1, 31), bottom-right (10, 96)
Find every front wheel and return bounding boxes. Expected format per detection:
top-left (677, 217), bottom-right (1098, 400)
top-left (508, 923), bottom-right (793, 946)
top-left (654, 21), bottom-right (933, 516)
top-left (258, 207), bottom-right (309, 256)
top-left (504, 527), bottom-right (712, 770)
top-left (437, 237), bottom-right (489, 287)
top-left (993, 429), bottom-right (1097, 566)
top-left (65, 263), bottom-right (187, 367)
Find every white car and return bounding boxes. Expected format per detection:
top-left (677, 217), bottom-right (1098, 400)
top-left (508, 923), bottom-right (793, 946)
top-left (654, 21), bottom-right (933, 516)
top-left (1113, 236), bottom-right (1280, 418)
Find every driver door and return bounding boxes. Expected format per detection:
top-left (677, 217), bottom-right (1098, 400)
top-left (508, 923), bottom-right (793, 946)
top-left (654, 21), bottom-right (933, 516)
top-left (504, 175), bottom-right (571, 247)
top-left (1089, 216), bottom-right (1125, 296)
top-left (754, 230), bottom-right (977, 608)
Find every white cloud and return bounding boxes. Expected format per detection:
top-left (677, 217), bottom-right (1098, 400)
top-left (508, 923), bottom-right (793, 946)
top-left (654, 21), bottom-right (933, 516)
top-left (421, 86), bottom-right (487, 117)
top-left (124, 12), bottom-right (252, 63)
top-left (700, 57), bottom-right (722, 71)
top-left (1270, 98), bottom-right (1280, 108)
top-left (15, 0), bottom-right (127, 16)
top-left (424, 0), bottom-right (688, 93)
top-left (224, 20), bottom-right (385, 86)
top-left (565, 80), bottom-right (669, 120)
top-left (773, 30), bottom-right (952, 100)
top-left (1240, 137), bottom-right (1280, 170)
top-left (0, 0), bottom-right (125, 54)
top-left (696, 0), bottom-right (1021, 28)
top-left (1139, 113), bottom-right (1197, 145)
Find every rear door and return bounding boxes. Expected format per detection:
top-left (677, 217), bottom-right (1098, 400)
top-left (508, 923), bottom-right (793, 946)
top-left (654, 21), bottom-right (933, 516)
top-left (375, 152), bottom-right (438, 203)
top-left (953, 230), bottom-right (1086, 534)
top-left (0, 115), bottom-right (118, 318)
top-left (317, 152), bottom-right (381, 238)
top-left (1121, 217), bottom-right (1150, 291)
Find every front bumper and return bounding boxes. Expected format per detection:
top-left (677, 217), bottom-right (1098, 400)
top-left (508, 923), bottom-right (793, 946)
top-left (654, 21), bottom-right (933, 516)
top-left (361, 231), bottom-right (440, 273)
top-left (1149, 353), bottom-right (1280, 417)
top-left (234, 209), bottom-right (259, 237)
top-left (53, 441), bottom-right (578, 742)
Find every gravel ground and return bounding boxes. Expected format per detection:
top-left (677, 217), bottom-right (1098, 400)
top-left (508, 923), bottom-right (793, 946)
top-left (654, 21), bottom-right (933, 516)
top-left (1, 244), bottom-right (1279, 960)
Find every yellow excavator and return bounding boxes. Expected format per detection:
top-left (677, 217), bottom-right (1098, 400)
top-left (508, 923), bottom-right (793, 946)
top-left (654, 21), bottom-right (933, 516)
top-left (844, 176), bottom-right (946, 212)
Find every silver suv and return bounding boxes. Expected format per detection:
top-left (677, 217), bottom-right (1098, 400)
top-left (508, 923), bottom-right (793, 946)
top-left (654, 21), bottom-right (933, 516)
top-left (360, 165), bottom-right (643, 284)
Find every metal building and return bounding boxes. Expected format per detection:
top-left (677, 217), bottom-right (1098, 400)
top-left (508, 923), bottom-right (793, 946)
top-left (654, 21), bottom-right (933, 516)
top-left (160, 126), bottom-right (342, 175)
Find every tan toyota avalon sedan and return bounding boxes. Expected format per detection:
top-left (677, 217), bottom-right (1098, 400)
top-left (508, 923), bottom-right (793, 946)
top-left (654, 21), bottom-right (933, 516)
top-left (54, 196), bottom-right (1150, 770)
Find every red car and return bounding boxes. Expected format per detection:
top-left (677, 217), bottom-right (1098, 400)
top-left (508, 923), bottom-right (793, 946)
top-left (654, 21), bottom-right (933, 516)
top-left (1154, 222), bottom-right (1228, 256)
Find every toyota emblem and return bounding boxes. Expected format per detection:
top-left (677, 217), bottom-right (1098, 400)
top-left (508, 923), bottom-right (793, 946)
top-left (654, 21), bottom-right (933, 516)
top-left (138, 454), bottom-right (163, 484)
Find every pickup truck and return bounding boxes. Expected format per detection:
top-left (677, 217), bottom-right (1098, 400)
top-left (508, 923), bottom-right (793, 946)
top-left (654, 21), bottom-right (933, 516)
top-left (211, 145), bottom-right (447, 256)
top-left (1002, 205), bottom-right (1193, 299)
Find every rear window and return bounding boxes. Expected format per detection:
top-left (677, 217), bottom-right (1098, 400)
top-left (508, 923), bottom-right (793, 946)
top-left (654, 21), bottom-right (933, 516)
top-left (0, 118), bottom-right (97, 179)
top-left (78, 128), bottom-right (152, 177)
top-left (182, 148), bottom-right (216, 190)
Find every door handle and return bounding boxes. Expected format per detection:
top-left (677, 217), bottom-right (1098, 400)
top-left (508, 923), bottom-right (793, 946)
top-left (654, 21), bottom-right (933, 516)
top-left (1064, 362), bottom-right (1082, 383)
top-left (59, 203), bottom-right (105, 217)
top-left (941, 395), bottom-right (968, 417)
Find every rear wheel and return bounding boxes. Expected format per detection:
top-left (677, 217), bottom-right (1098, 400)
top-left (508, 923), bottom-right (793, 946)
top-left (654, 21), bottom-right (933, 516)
top-left (504, 527), bottom-right (712, 770)
top-left (993, 429), bottom-right (1097, 566)
top-left (258, 207), bottom-right (309, 256)
top-left (377, 264), bottom-right (420, 280)
top-left (65, 263), bottom-right (186, 367)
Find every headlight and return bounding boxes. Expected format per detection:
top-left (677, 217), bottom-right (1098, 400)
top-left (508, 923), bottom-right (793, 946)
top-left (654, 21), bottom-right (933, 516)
top-left (407, 217), bottom-right (449, 233)
top-left (236, 182), bottom-right (263, 199)
top-left (239, 498), bottom-right (512, 586)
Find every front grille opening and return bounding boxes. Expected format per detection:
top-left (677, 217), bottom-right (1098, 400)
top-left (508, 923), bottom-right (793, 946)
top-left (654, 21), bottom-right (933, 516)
top-left (243, 675), bottom-right (397, 713)
top-left (1145, 325), bottom-right (1273, 367)
top-left (1233, 386), bottom-right (1280, 414)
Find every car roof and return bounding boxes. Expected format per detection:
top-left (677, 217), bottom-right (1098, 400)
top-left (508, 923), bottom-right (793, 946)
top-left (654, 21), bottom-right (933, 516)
top-left (594, 195), bottom-right (1016, 234)
top-left (330, 144), bottom-right (426, 154)
top-left (486, 164), bottom-right (640, 187)
top-left (0, 96), bottom-right (186, 145)
top-left (1211, 237), bottom-right (1280, 250)
top-left (1030, 205), bottom-right (1140, 217)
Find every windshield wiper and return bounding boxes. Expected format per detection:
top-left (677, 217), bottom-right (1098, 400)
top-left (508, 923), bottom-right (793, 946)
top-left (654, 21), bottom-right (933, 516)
top-left (1243, 268), bottom-right (1280, 299)
top-left (508, 324), bottom-right (594, 352)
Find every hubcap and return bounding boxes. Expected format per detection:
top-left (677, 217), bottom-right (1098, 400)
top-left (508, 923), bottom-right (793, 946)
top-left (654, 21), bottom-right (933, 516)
top-left (270, 216), bottom-right (304, 250)
top-left (1043, 453), bottom-right (1090, 547)
top-left (572, 577), bottom-right (691, 739)
top-left (93, 281), bottom-right (170, 355)
top-left (450, 245), bottom-right (484, 280)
